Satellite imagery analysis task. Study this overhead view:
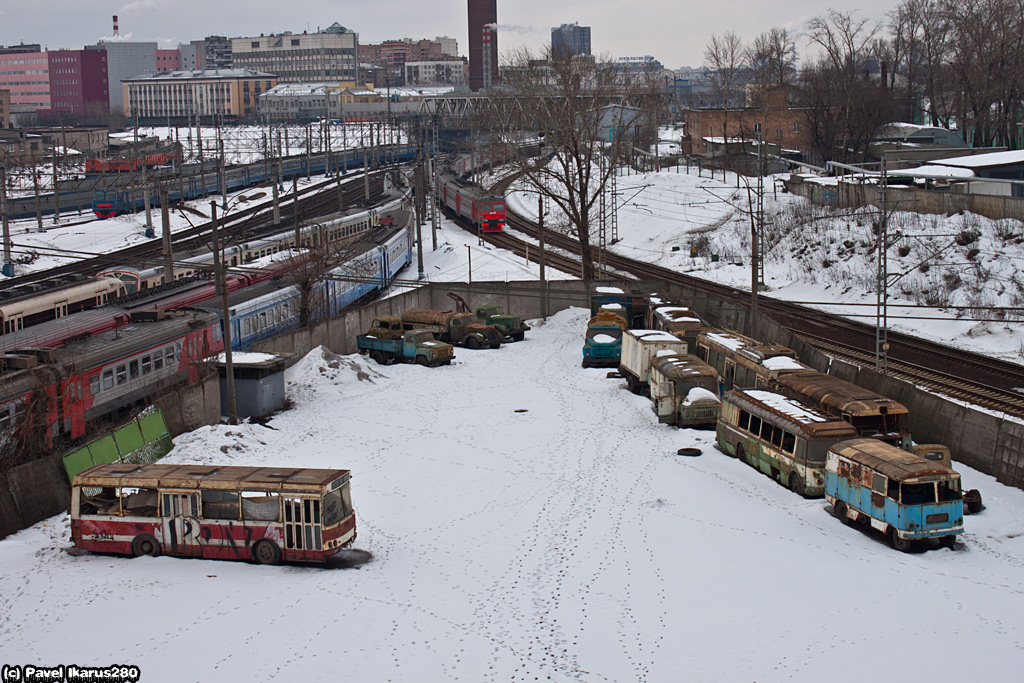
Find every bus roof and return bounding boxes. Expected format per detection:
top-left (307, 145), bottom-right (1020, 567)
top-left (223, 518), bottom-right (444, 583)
top-left (73, 463), bottom-right (349, 491)
top-left (830, 438), bottom-right (957, 481)
top-left (651, 353), bottom-right (718, 381)
top-left (776, 372), bottom-right (909, 416)
top-left (731, 389), bottom-right (858, 437)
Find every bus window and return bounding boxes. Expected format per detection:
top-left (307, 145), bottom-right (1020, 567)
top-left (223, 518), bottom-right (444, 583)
top-left (738, 410), bottom-right (750, 431)
top-left (872, 473), bottom-right (886, 493)
top-left (887, 478), bottom-right (900, 499)
top-left (79, 487), bottom-right (119, 516)
top-left (241, 491), bottom-right (280, 521)
top-left (121, 487), bottom-right (158, 516)
top-left (781, 431), bottom-right (795, 454)
top-left (202, 490), bottom-right (240, 520)
top-left (748, 415), bottom-right (762, 436)
top-left (938, 480), bottom-right (961, 502)
top-left (770, 426), bottom-right (784, 448)
top-left (901, 482), bottom-right (936, 505)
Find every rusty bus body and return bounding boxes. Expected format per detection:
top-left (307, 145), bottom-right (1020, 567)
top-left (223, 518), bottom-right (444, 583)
top-left (717, 389), bottom-right (858, 497)
top-left (826, 438), bottom-right (963, 551)
top-left (71, 463), bottom-right (356, 565)
top-left (648, 353), bottom-right (721, 427)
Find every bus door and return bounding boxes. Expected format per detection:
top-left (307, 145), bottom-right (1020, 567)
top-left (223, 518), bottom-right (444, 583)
top-left (162, 491), bottom-right (202, 556)
top-left (283, 497), bottom-right (323, 560)
top-left (724, 360), bottom-right (736, 390)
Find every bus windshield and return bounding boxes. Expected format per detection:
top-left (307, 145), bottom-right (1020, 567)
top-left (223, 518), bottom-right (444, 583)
top-left (587, 328), bottom-right (622, 344)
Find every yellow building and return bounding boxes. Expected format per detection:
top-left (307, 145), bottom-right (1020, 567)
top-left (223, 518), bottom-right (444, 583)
top-left (123, 69), bottom-right (278, 121)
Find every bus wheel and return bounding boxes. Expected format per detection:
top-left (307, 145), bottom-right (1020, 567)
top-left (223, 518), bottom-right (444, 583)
top-left (131, 534), bottom-right (161, 558)
top-left (252, 540), bottom-right (281, 565)
top-left (941, 535), bottom-right (957, 550)
top-left (466, 336), bottom-right (481, 350)
top-left (833, 501), bottom-right (849, 524)
top-left (416, 355), bottom-right (429, 366)
top-left (370, 351), bottom-right (385, 365)
top-left (788, 473), bottom-right (806, 498)
top-left (890, 528), bottom-right (912, 553)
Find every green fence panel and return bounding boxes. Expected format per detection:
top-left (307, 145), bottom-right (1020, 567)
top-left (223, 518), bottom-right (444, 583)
top-left (62, 447), bottom-right (96, 483)
top-left (138, 410), bottom-right (170, 443)
top-left (112, 421), bottom-right (145, 457)
top-left (89, 434), bottom-right (121, 466)
top-left (60, 409), bottom-right (175, 483)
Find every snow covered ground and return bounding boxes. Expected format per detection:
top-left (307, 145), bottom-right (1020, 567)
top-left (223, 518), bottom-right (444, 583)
top-left (2, 309), bottom-right (1024, 681)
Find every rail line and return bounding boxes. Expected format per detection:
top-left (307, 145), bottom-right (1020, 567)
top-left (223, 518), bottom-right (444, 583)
top-left (462, 204), bottom-right (1024, 419)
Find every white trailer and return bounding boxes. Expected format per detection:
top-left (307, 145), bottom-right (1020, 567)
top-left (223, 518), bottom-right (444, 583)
top-left (618, 329), bottom-right (688, 395)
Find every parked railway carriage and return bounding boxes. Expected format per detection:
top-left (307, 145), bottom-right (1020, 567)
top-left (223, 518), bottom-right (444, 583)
top-left (98, 197), bottom-right (406, 293)
top-left (437, 172), bottom-right (506, 233)
top-left (210, 221), bottom-right (413, 351)
top-left (71, 463), bottom-right (356, 564)
top-left (775, 372), bottom-right (911, 449)
top-left (825, 438), bottom-right (963, 551)
top-left (0, 278), bottom-right (127, 336)
top-left (717, 389), bottom-right (859, 497)
top-left (0, 309), bottom-right (222, 451)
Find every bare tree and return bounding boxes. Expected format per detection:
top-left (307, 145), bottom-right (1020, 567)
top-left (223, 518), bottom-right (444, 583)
top-left (745, 27), bottom-right (796, 106)
top-left (482, 46), bottom-right (650, 284)
top-left (703, 32), bottom-right (746, 149)
top-left (798, 9), bottom-right (896, 162)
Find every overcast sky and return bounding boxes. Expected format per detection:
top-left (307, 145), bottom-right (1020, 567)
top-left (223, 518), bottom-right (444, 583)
top-left (2, 1), bottom-right (901, 69)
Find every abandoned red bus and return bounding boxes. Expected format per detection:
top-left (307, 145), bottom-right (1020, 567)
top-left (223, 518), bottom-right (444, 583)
top-left (71, 463), bottom-right (356, 565)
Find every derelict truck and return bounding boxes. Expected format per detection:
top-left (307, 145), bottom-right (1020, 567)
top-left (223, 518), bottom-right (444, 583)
top-left (400, 309), bottom-right (504, 349)
top-left (619, 329), bottom-right (690, 395)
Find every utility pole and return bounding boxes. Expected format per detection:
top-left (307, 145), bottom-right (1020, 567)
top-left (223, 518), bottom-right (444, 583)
top-left (1, 165), bottom-right (12, 277)
top-left (33, 168), bottom-right (43, 233)
top-left (292, 177), bottom-right (301, 247)
top-left (876, 158), bottom-right (890, 374)
top-left (415, 143), bottom-right (425, 280)
top-left (210, 202), bottom-right (237, 425)
top-left (51, 147), bottom-right (60, 225)
top-left (363, 146), bottom-right (370, 203)
top-left (537, 133), bottom-right (547, 317)
top-left (218, 137), bottom-right (227, 211)
top-left (142, 155), bottom-right (154, 237)
top-left (160, 187), bottom-right (173, 284)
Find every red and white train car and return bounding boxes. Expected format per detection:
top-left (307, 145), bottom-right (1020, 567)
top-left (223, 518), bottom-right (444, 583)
top-left (0, 309), bottom-right (222, 452)
top-left (436, 172), bottom-right (506, 233)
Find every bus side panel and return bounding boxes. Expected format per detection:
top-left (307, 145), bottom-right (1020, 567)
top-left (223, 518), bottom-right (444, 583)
top-left (72, 517), bottom-right (163, 556)
top-left (196, 521), bottom-right (286, 561)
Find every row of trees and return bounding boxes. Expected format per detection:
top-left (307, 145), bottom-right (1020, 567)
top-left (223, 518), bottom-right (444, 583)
top-left (704, 0), bottom-right (1024, 161)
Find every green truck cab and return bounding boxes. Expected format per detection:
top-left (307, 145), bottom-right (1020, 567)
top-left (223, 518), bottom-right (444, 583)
top-left (474, 305), bottom-right (530, 342)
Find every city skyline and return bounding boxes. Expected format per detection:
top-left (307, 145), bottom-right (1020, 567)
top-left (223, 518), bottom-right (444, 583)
top-left (2, 0), bottom-right (906, 70)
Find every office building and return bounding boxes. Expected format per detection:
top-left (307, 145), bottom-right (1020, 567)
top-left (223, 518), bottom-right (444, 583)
top-left (86, 40), bottom-right (157, 113)
top-left (124, 68), bottom-right (276, 122)
top-left (551, 23), bottom-right (591, 57)
top-left (231, 23), bottom-right (358, 84)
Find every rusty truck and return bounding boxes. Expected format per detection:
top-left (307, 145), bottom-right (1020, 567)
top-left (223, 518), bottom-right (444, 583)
top-left (400, 309), bottom-right (504, 349)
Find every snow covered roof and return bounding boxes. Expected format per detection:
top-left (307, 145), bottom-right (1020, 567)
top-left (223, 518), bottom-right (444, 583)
top-left (743, 389), bottom-right (829, 424)
top-left (929, 150), bottom-right (1024, 169)
top-left (910, 165), bottom-right (976, 179)
top-left (629, 329), bottom-right (681, 343)
top-left (761, 356), bottom-right (807, 371)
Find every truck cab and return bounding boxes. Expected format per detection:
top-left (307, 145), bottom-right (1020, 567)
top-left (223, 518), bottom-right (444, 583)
top-left (475, 305), bottom-right (529, 342)
top-left (582, 310), bottom-right (628, 368)
top-left (367, 316), bottom-right (405, 340)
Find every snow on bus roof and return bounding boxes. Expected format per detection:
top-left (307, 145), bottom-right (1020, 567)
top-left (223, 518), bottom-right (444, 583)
top-left (631, 330), bottom-right (681, 342)
top-left (705, 331), bottom-right (746, 351)
top-left (761, 356), bottom-right (806, 371)
top-left (601, 303), bottom-right (625, 311)
top-left (596, 286), bottom-right (625, 294)
top-left (744, 390), bottom-right (828, 423)
top-left (655, 306), bottom-right (701, 323)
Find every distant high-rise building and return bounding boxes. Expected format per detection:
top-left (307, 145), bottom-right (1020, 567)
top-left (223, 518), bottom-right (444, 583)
top-left (551, 23), bottom-right (591, 57)
top-left (0, 46), bottom-right (108, 119)
top-left (203, 36), bottom-right (233, 70)
top-left (467, 0), bottom-right (497, 92)
top-left (178, 43), bottom-right (199, 71)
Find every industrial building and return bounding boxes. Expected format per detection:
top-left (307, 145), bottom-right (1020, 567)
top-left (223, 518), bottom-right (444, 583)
top-left (551, 23), bottom-right (591, 57)
top-left (123, 68), bottom-right (277, 122)
top-left (231, 24), bottom-right (358, 84)
top-left (467, 0), bottom-right (498, 91)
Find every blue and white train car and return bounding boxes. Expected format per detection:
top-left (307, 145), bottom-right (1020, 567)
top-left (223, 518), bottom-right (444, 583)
top-left (213, 220), bottom-right (413, 351)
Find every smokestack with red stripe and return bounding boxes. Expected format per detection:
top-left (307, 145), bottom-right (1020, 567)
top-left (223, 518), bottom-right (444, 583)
top-left (113, 15), bottom-right (119, 37)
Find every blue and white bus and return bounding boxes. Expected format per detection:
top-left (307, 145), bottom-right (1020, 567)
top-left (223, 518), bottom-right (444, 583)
top-left (825, 438), bottom-right (964, 551)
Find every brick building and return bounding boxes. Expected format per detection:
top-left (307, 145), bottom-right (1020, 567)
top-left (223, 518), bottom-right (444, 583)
top-left (0, 89), bottom-right (10, 129)
top-left (156, 49), bottom-right (180, 72)
top-left (468, 0), bottom-right (498, 91)
top-left (0, 45), bottom-right (109, 123)
top-left (682, 90), bottom-right (812, 156)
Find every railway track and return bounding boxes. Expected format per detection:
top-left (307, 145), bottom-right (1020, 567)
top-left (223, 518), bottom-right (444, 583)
top-left (1, 171), bottom-right (389, 290)
top-left (467, 205), bottom-right (1024, 419)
